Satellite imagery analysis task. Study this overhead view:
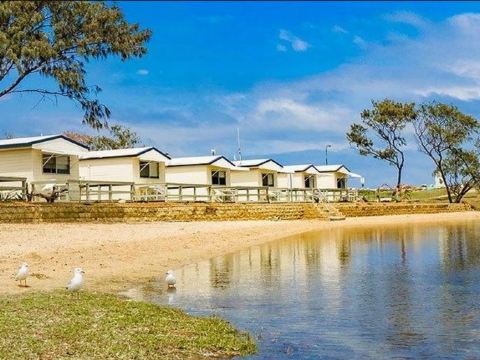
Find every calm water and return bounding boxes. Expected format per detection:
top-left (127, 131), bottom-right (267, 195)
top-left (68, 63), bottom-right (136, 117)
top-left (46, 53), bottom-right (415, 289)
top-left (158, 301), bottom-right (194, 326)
top-left (134, 220), bottom-right (480, 359)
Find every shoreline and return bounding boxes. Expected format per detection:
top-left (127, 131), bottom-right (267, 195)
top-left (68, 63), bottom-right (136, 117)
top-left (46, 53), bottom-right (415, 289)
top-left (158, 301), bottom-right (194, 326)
top-left (0, 211), bottom-right (479, 295)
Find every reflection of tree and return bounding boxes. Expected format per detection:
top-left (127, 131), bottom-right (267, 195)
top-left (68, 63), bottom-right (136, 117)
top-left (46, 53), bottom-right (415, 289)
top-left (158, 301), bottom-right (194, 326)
top-left (338, 239), bottom-right (351, 266)
top-left (439, 223), bottom-right (480, 271)
top-left (259, 244), bottom-right (281, 287)
top-left (397, 228), bottom-right (410, 265)
top-left (209, 256), bottom-right (233, 289)
top-left (303, 236), bottom-right (321, 267)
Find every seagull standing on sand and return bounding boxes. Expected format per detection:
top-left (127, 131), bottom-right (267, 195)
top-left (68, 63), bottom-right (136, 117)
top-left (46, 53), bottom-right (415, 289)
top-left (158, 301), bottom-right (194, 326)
top-left (15, 262), bottom-right (29, 287)
top-left (66, 268), bottom-right (85, 292)
top-left (165, 270), bottom-right (176, 288)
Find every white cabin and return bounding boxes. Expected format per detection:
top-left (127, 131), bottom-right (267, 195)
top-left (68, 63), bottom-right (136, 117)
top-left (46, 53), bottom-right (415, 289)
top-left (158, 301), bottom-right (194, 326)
top-left (0, 134), bottom-right (89, 186)
top-left (231, 159), bottom-right (283, 188)
top-left (277, 165), bottom-right (320, 189)
top-left (315, 164), bottom-right (352, 189)
top-left (166, 155), bottom-right (241, 186)
top-left (79, 147), bottom-right (170, 184)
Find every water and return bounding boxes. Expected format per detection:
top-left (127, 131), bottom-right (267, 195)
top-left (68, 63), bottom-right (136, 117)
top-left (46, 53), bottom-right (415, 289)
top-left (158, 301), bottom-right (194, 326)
top-left (135, 220), bottom-right (480, 359)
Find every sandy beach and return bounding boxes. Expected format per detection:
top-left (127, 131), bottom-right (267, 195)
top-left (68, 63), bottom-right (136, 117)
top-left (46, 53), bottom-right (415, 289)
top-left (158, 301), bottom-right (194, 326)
top-left (1, 211), bottom-right (479, 295)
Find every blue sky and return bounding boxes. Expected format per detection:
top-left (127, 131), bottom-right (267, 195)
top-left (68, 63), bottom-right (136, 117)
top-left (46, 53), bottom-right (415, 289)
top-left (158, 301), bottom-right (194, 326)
top-left (3, 1), bottom-right (480, 186)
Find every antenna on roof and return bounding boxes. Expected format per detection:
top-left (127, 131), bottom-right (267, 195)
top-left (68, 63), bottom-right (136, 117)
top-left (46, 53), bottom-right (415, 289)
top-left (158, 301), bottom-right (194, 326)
top-left (236, 127), bottom-right (242, 161)
top-left (211, 148), bottom-right (216, 156)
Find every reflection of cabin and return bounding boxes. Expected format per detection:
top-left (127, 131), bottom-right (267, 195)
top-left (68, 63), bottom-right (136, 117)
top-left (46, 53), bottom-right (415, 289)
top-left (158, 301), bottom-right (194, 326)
top-left (0, 134), bottom-right (88, 186)
top-left (166, 156), bottom-right (241, 186)
top-left (231, 159), bottom-right (283, 188)
top-left (277, 165), bottom-right (320, 189)
top-left (315, 164), bottom-right (352, 189)
top-left (79, 147), bottom-right (170, 183)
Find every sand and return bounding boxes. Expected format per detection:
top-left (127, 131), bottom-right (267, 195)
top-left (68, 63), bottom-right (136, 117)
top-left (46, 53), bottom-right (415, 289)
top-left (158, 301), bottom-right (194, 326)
top-left (1, 211), bottom-right (479, 295)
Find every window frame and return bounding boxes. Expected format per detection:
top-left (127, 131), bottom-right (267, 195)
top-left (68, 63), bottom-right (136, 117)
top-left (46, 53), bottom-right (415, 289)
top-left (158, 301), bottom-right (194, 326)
top-left (261, 173), bottom-right (275, 187)
top-left (211, 170), bottom-right (227, 186)
top-left (304, 174), bottom-right (315, 189)
top-left (139, 161), bottom-right (160, 179)
top-left (337, 177), bottom-right (347, 189)
top-left (42, 153), bottom-right (71, 175)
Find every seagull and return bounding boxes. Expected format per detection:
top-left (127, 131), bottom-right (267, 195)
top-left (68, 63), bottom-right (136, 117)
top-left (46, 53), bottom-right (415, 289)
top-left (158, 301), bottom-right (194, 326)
top-left (66, 267), bottom-right (85, 292)
top-left (15, 262), bottom-right (29, 287)
top-left (165, 270), bottom-right (176, 288)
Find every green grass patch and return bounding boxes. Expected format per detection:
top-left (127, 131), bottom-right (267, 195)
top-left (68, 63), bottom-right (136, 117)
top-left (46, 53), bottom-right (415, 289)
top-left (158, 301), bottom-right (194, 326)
top-left (0, 291), bottom-right (256, 359)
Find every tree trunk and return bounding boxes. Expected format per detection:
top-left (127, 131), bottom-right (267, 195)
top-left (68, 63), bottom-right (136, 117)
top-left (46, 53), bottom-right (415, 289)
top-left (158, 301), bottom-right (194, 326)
top-left (436, 166), bottom-right (453, 203)
top-left (396, 167), bottom-right (402, 189)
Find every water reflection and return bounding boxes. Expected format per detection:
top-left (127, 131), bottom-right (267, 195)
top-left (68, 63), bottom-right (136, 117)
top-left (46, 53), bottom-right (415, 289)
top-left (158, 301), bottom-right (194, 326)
top-left (135, 219), bottom-right (480, 359)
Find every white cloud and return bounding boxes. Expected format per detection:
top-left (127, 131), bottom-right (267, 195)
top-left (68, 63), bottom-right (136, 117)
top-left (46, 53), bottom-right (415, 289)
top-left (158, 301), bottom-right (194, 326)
top-left (276, 44), bottom-right (287, 52)
top-left (413, 86), bottom-right (480, 102)
top-left (278, 29), bottom-right (310, 52)
top-left (332, 25), bottom-right (348, 34)
top-left (250, 98), bottom-right (351, 132)
top-left (385, 11), bottom-right (429, 28)
top-left (137, 69), bottom-right (149, 76)
top-left (353, 35), bottom-right (367, 48)
top-left (247, 139), bottom-right (350, 155)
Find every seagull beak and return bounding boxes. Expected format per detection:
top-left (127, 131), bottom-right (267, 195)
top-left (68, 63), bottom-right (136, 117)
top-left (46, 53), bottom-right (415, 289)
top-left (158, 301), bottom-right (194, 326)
top-left (81, 271), bottom-right (85, 274)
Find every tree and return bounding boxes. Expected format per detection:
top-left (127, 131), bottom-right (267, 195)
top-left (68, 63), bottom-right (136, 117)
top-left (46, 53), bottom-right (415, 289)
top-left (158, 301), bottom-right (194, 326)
top-left (346, 99), bottom-right (416, 189)
top-left (413, 102), bottom-right (480, 203)
top-left (64, 124), bottom-right (140, 150)
top-left (0, 1), bottom-right (151, 128)
top-left (442, 149), bottom-right (480, 203)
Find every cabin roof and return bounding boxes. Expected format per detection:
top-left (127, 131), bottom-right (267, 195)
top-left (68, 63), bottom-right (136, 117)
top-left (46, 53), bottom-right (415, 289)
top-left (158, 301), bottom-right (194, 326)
top-left (315, 164), bottom-right (351, 173)
top-left (168, 155), bottom-right (237, 168)
top-left (79, 147), bottom-right (170, 160)
top-left (233, 158), bottom-right (283, 168)
top-left (0, 134), bottom-right (89, 150)
top-left (281, 164), bottom-right (320, 173)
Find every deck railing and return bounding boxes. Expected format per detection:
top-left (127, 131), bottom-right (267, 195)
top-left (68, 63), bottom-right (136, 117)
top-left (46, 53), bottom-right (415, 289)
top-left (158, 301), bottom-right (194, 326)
top-left (26, 179), bottom-right (359, 203)
top-left (0, 176), bottom-right (28, 200)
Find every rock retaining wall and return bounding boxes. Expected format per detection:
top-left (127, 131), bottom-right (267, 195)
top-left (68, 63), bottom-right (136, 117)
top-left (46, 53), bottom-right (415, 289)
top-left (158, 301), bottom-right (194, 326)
top-left (0, 202), bottom-right (473, 223)
top-left (0, 202), bottom-right (328, 223)
top-left (335, 202), bottom-right (472, 217)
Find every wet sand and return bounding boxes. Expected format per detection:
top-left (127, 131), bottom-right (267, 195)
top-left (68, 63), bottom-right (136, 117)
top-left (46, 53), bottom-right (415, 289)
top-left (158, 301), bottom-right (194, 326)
top-left (1, 211), bottom-right (479, 295)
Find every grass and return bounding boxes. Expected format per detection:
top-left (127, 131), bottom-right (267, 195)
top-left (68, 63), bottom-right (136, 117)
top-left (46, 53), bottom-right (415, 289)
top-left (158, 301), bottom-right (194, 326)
top-left (0, 291), bottom-right (256, 359)
top-left (358, 187), bottom-right (480, 208)
top-left (358, 188), bottom-right (449, 202)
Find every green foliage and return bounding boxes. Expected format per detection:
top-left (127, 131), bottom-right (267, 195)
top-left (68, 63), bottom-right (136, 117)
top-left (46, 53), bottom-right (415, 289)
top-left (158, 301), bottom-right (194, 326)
top-left (90, 125), bottom-right (140, 150)
top-left (414, 102), bottom-right (480, 203)
top-left (347, 99), bottom-right (416, 187)
top-left (0, 1), bottom-right (151, 128)
top-left (65, 124), bottom-right (140, 150)
top-left (0, 291), bottom-right (257, 359)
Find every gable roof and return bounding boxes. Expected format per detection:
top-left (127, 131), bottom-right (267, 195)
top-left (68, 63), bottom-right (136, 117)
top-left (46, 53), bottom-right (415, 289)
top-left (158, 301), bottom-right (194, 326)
top-left (167, 155), bottom-right (236, 168)
top-left (233, 158), bottom-right (283, 168)
top-left (79, 147), bottom-right (170, 160)
top-left (315, 164), bottom-right (351, 173)
top-left (281, 164), bottom-right (320, 173)
top-left (0, 134), bottom-right (89, 150)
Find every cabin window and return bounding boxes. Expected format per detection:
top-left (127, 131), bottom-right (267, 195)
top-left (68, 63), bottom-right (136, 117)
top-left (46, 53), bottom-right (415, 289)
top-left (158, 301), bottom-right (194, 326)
top-left (140, 161), bottom-right (160, 179)
top-left (211, 170), bottom-right (226, 185)
top-left (304, 175), bottom-right (315, 188)
top-left (337, 177), bottom-right (346, 189)
top-left (262, 173), bottom-right (275, 187)
top-left (42, 154), bottom-right (70, 174)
